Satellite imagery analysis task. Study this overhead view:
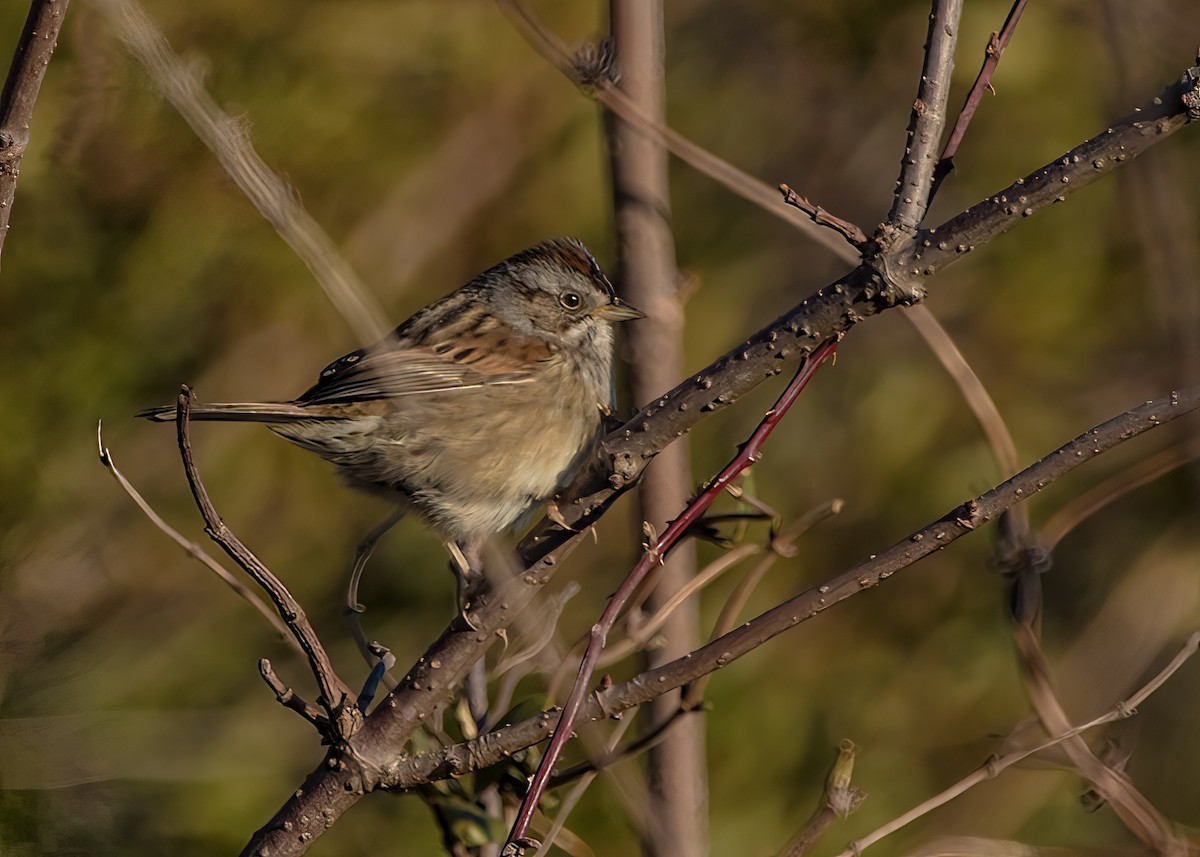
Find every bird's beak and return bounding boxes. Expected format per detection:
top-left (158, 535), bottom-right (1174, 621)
top-left (593, 298), bottom-right (645, 322)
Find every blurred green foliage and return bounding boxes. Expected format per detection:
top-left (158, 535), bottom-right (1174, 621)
top-left (2, 1), bottom-right (1199, 855)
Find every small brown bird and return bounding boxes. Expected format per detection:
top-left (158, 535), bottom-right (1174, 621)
top-left (140, 238), bottom-right (642, 570)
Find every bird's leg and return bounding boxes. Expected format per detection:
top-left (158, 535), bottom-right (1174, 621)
top-left (450, 536), bottom-right (490, 729)
top-left (446, 537), bottom-right (486, 614)
top-left (345, 509), bottom-right (404, 709)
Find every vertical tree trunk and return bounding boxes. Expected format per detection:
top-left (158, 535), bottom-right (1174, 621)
top-left (606, 3), bottom-right (709, 856)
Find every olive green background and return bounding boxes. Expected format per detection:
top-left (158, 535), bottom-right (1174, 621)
top-left (2, 1), bottom-right (1199, 854)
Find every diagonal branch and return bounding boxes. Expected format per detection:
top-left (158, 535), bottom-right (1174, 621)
top-left (238, 64), bottom-right (1200, 855)
top-left (354, 386), bottom-right (1200, 795)
top-left (495, 0), bottom-right (858, 263)
top-left (505, 338), bottom-right (838, 849)
top-left (91, 0), bottom-right (388, 344)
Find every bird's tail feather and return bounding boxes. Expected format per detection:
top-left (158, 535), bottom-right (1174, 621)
top-left (136, 402), bottom-right (340, 424)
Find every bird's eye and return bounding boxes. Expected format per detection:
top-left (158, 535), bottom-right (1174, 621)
top-left (559, 291), bottom-right (583, 311)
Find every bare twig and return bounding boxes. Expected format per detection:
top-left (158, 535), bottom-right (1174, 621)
top-left (97, 422), bottom-right (303, 653)
top-left (495, 0), bottom-right (858, 263)
top-left (779, 184), bottom-right (868, 251)
top-left (344, 509), bottom-right (405, 691)
top-left (91, 0), bottom-right (388, 344)
top-left (902, 305), bottom-right (1020, 476)
top-left (931, 0), bottom-right (1032, 199)
top-left (1040, 444), bottom-right (1198, 550)
top-left (0, 0), bottom-right (70, 268)
top-left (705, 501), bottom-right (840, 643)
top-left (260, 658), bottom-right (329, 732)
top-left (174, 387), bottom-right (360, 741)
top-left (901, 302), bottom-right (1033, 548)
top-left (530, 713), bottom-right (636, 857)
top-left (546, 704), bottom-right (699, 792)
top-left (1010, 623), bottom-right (1183, 853)
top-left (839, 631), bottom-right (1200, 856)
top-left (686, 499), bottom-right (843, 707)
top-left (888, 0), bottom-right (964, 232)
top-left (597, 543), bottom-right (759, 669)
top-left (505, 339), bottom-right (839, 849)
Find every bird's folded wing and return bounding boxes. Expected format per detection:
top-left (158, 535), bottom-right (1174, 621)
top-left (294, 335), bottom-right (552, 405)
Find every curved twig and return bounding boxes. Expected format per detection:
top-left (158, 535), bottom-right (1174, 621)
top-left (174, 387), bottom-right (360, 742)
top-left (98, 421), bottom-right (303, 653)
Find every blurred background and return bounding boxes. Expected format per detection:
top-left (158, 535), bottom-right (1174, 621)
top-left (2, 1), bottom-right (1199, 854)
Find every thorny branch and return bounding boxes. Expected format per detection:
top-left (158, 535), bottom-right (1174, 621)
top-left (887, 0), bottom-right (963, 233)
top-left (239, 61), bottom-right (1200, 855)
top-left (276, 386), bottom-right (1200, 801)
top-left (931, 0), bottom-right (1032, 199)
top-left (506, 339), bottom-right (839, 848)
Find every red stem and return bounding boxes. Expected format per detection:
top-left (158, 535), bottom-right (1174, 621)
top-left (930, 0), bottom-right (1030, 198)
top-left (505, 338), bottom-right (839, 848)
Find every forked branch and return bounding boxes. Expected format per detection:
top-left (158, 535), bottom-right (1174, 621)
top-left (174, 387), bottom-right (361, 743)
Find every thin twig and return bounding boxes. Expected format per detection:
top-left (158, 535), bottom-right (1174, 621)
top-left (260, 658), bottom-right (329, 732)
top-left (902, 303), bottom-right (1032, 546)
top-left (493, 582), bottom-right (580, 676)
top-left (174, 387), bottom-right (360, 741)
top-left (1010, 622), bottom-right (1183, 853)
top-left (611, 498), bottom-right (842, 670)
top-left (505, 339), bottom-right (839, 849)
top-left (1040, 444), bottom-right (1198, 550)
top-left (931, 0), bottom-right (1032, 200)
top-left (779, 184), bottom-right (868, 250)
top-left (686, 500), bottom-right (843, 707)
top-left (546, 704), bottom-right (698, 791)
top-left (0, 0), bottom-right (70, 268)
top-left (495, 0), bottom-right (859, 264)
top-left (344, 509), bottom-right (405, 691)
top-left (97, 422), bottom-right (302, 653)
top-left (91, 0), bottom-right (388, 344)
top-left (531, 713), bottom-right (636, 857)
top-left (902, 305), bottom-right (1019, 475)
top-left (839, 631), bottom-right (1200, 856)
top-left (708, 500), bottom-right (842, 641)
top-left (598, 543), bottom-right (761, 669)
